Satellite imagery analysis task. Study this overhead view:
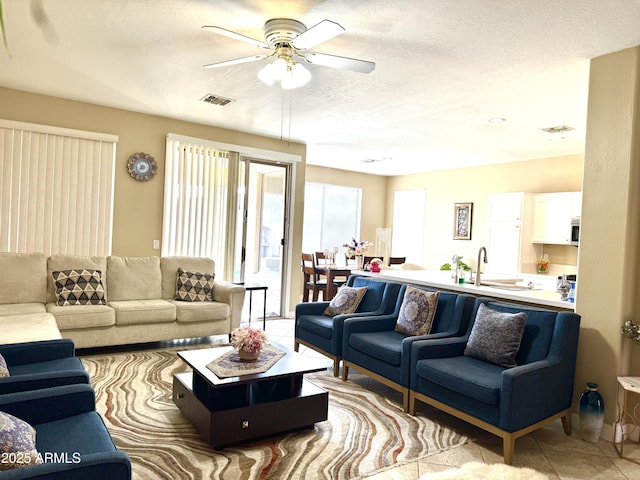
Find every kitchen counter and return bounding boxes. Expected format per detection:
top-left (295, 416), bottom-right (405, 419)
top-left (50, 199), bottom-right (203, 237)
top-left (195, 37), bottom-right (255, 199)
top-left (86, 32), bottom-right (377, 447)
top-left (353, 269), bottom-right (575, 311)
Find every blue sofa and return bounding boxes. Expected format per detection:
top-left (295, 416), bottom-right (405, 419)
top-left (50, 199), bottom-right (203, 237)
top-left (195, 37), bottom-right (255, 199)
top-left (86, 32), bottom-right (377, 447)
top-left (294, 276), bottom-right (402, 376)
top-left (341, 285), bottom-right (475, 411)
top-left (0, 384), bottom-right (131, 479)
top-left (409, 298), bottom-right (581, 464)
top-left (0, 340), bottom-right (90, 394)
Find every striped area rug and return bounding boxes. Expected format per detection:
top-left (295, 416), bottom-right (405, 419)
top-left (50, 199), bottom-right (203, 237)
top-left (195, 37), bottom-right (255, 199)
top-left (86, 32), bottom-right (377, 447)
top-left (82, 348), bottom-right (468, 480)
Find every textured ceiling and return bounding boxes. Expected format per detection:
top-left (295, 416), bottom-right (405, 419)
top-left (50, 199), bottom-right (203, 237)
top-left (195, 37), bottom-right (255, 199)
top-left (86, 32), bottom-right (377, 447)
top-left (1, 0), bottom-right (640, 176)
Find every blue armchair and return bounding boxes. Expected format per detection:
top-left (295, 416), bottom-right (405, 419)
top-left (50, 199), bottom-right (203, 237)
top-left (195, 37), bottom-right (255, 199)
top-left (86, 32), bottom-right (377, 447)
top-left (0, 339), bottom-right (90, 394)
top-left (0, 384), bottom-right (131, 479)
top-left (294, 276), bottom-right (402, 376)
top-left (341, 286), bottom-right (475, 411)
top-left (408, 298), bottom-right (581, 464)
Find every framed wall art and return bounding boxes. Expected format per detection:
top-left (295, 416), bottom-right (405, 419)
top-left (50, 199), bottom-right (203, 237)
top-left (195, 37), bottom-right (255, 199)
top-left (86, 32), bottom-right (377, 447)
top-left (453, 202), bottom-right (473, 240)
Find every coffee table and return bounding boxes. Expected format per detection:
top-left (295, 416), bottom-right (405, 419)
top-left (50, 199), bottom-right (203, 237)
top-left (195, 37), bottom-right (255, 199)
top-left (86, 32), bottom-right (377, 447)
top-left (173, 342), bottom-right (328, 448)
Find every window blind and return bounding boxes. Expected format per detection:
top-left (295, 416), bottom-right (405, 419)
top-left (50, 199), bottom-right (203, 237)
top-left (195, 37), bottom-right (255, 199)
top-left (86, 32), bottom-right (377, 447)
top-left (0, 120), bottom-right (117, 256)
top-left (162, 135), bottom-right (238, 276)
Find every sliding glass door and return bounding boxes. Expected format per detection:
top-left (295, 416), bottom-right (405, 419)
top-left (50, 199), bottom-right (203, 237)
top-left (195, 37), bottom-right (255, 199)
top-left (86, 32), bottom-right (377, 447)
top-left (232, 158), bottom-right (291, 320)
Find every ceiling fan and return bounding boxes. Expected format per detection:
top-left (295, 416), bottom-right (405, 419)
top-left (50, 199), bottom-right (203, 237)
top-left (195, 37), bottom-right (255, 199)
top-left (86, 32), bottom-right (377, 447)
top-left (202, 18), bottom-right (375, 89)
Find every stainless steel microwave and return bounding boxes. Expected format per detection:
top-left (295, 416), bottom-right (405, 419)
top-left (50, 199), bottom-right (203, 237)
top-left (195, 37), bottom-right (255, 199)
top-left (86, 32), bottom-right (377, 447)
top-left (571, 217), bottom-right (580, 246)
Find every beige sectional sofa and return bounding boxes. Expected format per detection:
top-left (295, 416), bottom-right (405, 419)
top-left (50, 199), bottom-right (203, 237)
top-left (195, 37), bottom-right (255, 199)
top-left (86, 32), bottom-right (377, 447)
top-left (0, 252), bottom-right (245, 348)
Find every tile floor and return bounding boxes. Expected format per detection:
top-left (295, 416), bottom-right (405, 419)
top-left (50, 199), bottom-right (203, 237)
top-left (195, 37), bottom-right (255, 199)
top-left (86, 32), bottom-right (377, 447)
top-left (259, 318), bottom-right (640, 480)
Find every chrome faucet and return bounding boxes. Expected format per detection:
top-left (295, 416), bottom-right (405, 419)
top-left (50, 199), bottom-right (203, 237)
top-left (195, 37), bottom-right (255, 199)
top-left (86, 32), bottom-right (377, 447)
top-left (475, 247), bottom-right (488, 286)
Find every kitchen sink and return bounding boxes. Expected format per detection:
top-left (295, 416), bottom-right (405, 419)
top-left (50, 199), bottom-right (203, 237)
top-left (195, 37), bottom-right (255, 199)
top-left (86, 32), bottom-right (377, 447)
top-left (483, 284), bottom-right (534, 291)
top-left (480, 279), bottom-right (538, 291)
top-left (480, 279), bottom-right (521, 286)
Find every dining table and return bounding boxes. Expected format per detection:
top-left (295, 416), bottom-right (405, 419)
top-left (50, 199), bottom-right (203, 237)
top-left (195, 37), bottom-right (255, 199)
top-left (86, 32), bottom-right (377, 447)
top-left (313, 265), bottom-right (353, 301)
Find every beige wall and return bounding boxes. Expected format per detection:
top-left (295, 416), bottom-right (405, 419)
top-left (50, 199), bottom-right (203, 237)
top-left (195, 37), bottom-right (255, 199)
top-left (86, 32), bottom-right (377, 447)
top-left (0, 86), bottom-right (306, 308)
top-left (385, 155), bottom-right (583, 272)
top-left (578, 46), bottom-right (640, 423)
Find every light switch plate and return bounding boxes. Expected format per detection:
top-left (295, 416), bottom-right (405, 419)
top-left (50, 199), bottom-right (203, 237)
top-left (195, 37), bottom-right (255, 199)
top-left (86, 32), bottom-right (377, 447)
top-left (153, 239), bottom-right (160, 249)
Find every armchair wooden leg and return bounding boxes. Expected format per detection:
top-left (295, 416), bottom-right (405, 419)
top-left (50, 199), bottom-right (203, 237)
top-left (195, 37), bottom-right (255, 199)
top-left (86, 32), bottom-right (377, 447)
top-left (333, 358), bottom-right (340, 377)
top-left (503, 435), bottom-right (515, 465)
top-left (561, 413), bottom-right (572, 435)
top-left (402, 392), bottom-right (409, 413)
top-left (408, 392), bottom-right (417, 415)
top-left (294, 341), bottom-right (299, 352)
top-left (342, 364), bottom-right (349, 381)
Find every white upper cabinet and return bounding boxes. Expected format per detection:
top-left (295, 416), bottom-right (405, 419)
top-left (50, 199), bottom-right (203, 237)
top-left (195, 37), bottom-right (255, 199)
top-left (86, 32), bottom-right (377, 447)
top-left (486, 192), bottom-right (535, 274)
top-left (487, 192), bottom-right (525, 222)
top-left (532, 192), bottom-right (582, 244)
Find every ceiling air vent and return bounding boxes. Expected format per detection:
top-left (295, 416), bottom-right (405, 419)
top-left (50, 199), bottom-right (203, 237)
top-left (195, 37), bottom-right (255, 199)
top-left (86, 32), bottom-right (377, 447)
top-left (200, 94), bottom-right (234, 106)
top-left (540, 125), bottom-right (574, 141)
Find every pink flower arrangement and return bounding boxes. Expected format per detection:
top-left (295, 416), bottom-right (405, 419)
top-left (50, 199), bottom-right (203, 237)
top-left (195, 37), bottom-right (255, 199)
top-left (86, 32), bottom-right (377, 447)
top-left (231, 327), bottom-right (267, 353)
top-left (343, 238), bottom-right (373, 258)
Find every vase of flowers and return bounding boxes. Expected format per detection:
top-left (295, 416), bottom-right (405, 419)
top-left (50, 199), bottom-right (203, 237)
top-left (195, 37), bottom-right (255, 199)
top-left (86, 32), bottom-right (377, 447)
top-left (536, 257), bottom-right (550, 273)
top-left (231, 327), bottom-right (267, 362)
top-left (344, 238), bottom-right (373, 261)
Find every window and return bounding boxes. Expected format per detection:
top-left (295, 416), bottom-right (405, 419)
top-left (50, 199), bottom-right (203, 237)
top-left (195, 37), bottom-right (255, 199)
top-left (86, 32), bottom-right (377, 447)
top-left (0, 120), bottom-right (117, 256)
top-left (302, 183), bottom-right (362, 254)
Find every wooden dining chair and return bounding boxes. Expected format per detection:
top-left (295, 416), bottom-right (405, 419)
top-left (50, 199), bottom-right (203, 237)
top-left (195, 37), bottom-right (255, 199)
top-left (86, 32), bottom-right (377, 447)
top-left (302, 253), bottom-right (327, 301)
top-left (388, 256), bottom-right (407, 265)
top-left (315, 251), bottom-right (347, 287)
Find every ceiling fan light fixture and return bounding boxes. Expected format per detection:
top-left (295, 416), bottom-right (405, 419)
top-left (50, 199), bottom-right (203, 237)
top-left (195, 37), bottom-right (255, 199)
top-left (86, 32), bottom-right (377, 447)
top-left (257, 63), bottom-right (276, 85)
top-left (259, 55), bottom-right (311, 89)
top-left (282, 63), bottom-right (311, 89)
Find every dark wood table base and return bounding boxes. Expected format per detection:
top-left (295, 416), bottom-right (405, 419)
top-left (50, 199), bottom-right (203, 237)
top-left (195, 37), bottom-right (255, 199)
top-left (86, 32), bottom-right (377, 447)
top-left (173, 371), bottom-right (328, 448)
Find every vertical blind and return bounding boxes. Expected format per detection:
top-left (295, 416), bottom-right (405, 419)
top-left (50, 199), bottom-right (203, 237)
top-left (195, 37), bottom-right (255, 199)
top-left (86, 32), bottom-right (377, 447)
top-left (0, 120), bottom-right (117, 256)
top-left (162, 135), bottom-right (239, 277)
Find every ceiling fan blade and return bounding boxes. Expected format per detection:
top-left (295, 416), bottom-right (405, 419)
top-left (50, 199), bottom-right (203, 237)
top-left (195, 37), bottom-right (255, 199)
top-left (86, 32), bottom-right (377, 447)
top-left (202, 25), bottom-right (269, 49)
top-left (203, 55), bottom-right (268, 69)
top-left (305, 52), bottom-right (375, 74)
top-left (292, 19), bottom-right (345, 50)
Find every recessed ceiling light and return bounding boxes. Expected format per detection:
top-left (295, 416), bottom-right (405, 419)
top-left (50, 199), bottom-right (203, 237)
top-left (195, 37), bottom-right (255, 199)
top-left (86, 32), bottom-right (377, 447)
top-left (488, 117), bottom-right (506, 124)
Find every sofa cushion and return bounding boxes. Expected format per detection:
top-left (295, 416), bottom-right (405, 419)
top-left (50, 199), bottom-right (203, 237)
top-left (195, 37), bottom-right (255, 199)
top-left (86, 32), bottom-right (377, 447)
top-left (464, 303), bottom-right (527, 368)
top-left (175, 268), bottom-right (215, 302)
top-left (297, 315), bottom-right (335, 339)
top-left (323, 286), bottom-right (367, 316)
top-left (167, 299), bottom-right (229, 323)
top-left (0, 252), bottom-right (48, 305)
top-left (416, 356), bottom-right (504, 405)
top-left (51, 269), bottom-right (107, 306)
top-left (108, 299), bottom-right (176, 325)
top-left (107, 256), bottom-right (162, 301)
top-left (35, 411), bottom-right (117, 456)
top-left (3, 313), bottom-right (62, 345)
top-left (160, 256), bottom-right (215, 299)
top-left (0, 303), bottom-right (47, 317)
top-left (349, 331), bottom-right (405, 365)
top-left (351, 277), bottom-right (386, 312)
top-left (0, 353), bottom-right (8, 377)
top-left (47, 255), bottom-right (108, 304)
top-left (46, 303), bottom-right (116, 330)
top-left (0, 411), bottom-right (41, 470)
top-left (395, 286), bottom-right (439, 336)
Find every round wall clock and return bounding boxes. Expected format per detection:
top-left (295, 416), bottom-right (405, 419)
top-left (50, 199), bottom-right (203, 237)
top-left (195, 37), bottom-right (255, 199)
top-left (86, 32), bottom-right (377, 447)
top-left (127, 152), bottom-right (158, 182)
